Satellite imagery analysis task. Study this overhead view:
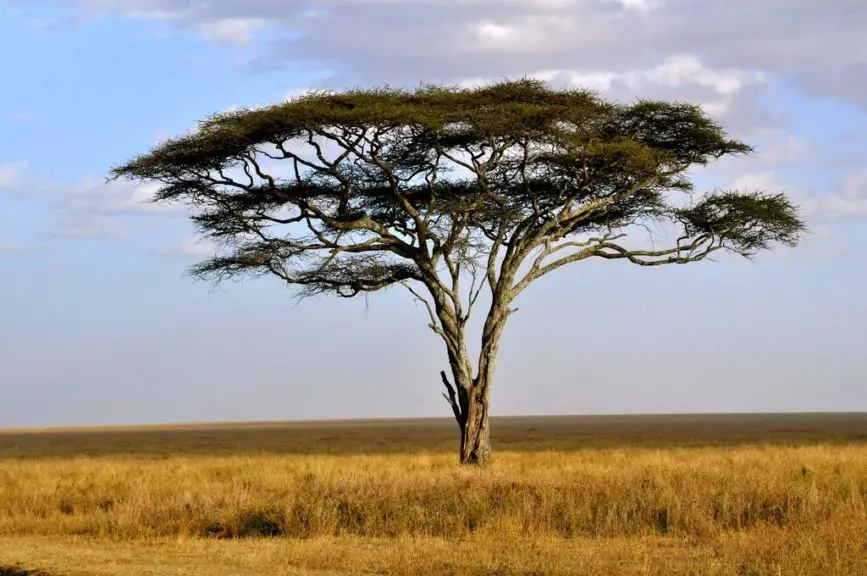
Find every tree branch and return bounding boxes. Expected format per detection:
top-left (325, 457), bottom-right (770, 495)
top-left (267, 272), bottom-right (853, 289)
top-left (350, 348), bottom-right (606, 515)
top-left (440, 370), bottom-right (462, 423)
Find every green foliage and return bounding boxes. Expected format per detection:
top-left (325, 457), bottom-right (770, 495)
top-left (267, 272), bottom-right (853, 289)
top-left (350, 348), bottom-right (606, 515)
top-left (676, 191), bottom-right (802, 256)
top-left (110, 78), bottom-right (805, 299)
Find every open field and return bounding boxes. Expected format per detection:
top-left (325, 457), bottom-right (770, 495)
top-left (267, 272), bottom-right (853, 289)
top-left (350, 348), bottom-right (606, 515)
top-left (4, 412), bottom-right (867, 459)
top-left (1, 413), bottom-right (866, 575)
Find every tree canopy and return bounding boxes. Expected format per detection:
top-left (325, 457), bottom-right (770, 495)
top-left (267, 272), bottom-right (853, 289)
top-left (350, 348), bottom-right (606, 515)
top-left (110, 79), bottom-right (806, 465)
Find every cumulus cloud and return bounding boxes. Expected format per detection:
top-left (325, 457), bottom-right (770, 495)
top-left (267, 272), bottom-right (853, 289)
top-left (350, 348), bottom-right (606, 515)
top-left (820, 170), bottom-right (867, 219)
top-left (696, 133), bottom-right (866, 223)
top-left (8, 0), bottom-right (867, 253)
top-left (48, 0), bottom-right (864, 155)
top-left (757, 136), bottom-right (813, 166)
top-left (66, 0), bottom-right (860, 108)
top-left (198, 17), bottom-right (264, 46)
top-left (42, 0), bottom-right (865, 136)
top-left (155, 235), bottom-right (218, 259)
top-left (619, 0), bottom-right (661, 12)
top-left (465, 55), bottom-right (774, 137)
top-left (0, 160), bottom-right (182, 240)
top-left (61, 176), bottom-right (169, 216)
top-left (50, 1), bottom-right (860, 92)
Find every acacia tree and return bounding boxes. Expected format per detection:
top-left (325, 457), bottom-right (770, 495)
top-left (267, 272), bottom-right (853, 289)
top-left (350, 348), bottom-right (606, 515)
top-left (111, 80), bottom-right (805, 465)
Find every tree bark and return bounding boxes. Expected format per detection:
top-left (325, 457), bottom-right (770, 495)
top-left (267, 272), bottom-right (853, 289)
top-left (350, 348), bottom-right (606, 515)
top-left (433, 280), bottom-right (510, 467)
top-left (441, 369), bottom-right (492, 466)
top-left (440, 307), bottom-right (506, 467)
top-left (456, 302), bottom-right (508, 466)
top-left (458, 386), bottom-right (491, 465)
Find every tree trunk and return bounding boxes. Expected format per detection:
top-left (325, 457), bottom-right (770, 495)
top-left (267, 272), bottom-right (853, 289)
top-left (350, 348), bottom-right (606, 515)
top-left (456, 302), bottom-right (507, 467)
top-left (458, 387), bottom-right (491, 465)
top-left (434, 288), bottom-right (509, 467)
top-left (440, 370), bottom-right (492, 466)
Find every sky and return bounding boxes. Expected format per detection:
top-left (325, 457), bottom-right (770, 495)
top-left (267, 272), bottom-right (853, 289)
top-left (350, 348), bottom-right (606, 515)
top-left (1, 0), bottom-right (866, 428)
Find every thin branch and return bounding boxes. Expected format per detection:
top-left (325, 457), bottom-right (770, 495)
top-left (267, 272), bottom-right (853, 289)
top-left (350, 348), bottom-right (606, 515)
top-left (402, 281), bottom-right (447, 340)
top-left (440, 370), bottom-right (462, 423)
top-left (464, 264), bottom-right (486, 325)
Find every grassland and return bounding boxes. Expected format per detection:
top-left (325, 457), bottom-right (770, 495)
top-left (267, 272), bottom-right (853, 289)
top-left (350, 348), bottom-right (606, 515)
top-left (1, 413), bottom-right (866, 575)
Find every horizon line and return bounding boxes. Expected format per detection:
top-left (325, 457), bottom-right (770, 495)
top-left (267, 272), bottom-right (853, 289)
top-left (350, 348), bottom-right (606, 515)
top-left (2, 410), bottom-right (864, 435)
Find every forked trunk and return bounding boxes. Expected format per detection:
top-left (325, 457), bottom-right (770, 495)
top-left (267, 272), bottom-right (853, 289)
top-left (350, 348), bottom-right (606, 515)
top-left (440, 370), bottom-right (492, 466)
top-left (458, 387), bottom-right (491, 465)
top-left (436, 293), bottom-right (509, 467)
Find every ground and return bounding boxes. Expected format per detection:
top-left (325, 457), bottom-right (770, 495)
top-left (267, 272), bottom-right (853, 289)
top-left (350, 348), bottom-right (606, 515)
top-left (1, 413), bottom-right (866, 575)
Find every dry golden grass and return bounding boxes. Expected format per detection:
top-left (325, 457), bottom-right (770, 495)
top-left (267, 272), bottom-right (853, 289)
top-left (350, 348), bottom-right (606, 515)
top-left (3, 523), bottom-right (867, 576)
top-left (1, 413), bottom-right (866, 575)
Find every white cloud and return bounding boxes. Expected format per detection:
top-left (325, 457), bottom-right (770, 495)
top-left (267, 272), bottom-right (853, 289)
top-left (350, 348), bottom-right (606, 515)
top-left (126, 7), bottom-right (187, 21)
top-left (11, 0), bottom-right (867, 251)
top-left (58, 0), bottom-right (867, 112)
top-left (818, 170), bottom-right (867, 219)
top-left (644, 56), bottom-right (765, 96)
top-left (61, 176), bottom-right (172, 216)
top-left (476, 21), bottom-right (516, 41)
top-left (619, 0), bottom-right (661, 12)
top-left (706, 137), bottom-right (867, 224)
top-left (0, 161), bottom-right (182, 240)
top-left (703, 168), bottom-right (850, 261)
top-left (198, 17), bottom-right (264, 46)
top-left (677, 130), bottom-right (866, 259)
top-left (0, 161), bottom-right (27, 189)
top-left (469, 55), bottom-right (768, 125)
top-left (841, 169), bottom-right (867, 200)
top-left (74, 0), bottom-right (853, 111)
top-left (729, 170), bottom-right (791, 196)
top-left (534, 70), bottom-right (619, 92)
top-left (285, 88), bottom-right (316, 102)
top-left (54, 0), bottom-right (867, 144)
top-left (53, 213), bottom-right (128, 239)
top-left (819, 195), bottom-right (867, 220)
top-left (64, 1), bottom-right (268, 45)
top-left (156, 235), bottom-right (217, 259)
top-left (757, 136), bottom-right (812, 166)
top-left (711, 159), bottom-right (867, 234)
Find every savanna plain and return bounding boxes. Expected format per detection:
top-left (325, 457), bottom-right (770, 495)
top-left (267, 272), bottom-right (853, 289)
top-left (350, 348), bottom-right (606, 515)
top-left (1, 413), bottom-right (866, 576)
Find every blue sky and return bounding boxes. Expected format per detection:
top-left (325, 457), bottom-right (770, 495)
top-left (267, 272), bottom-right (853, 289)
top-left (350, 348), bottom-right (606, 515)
top-left (1, 0), bottom-right (866, 428)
